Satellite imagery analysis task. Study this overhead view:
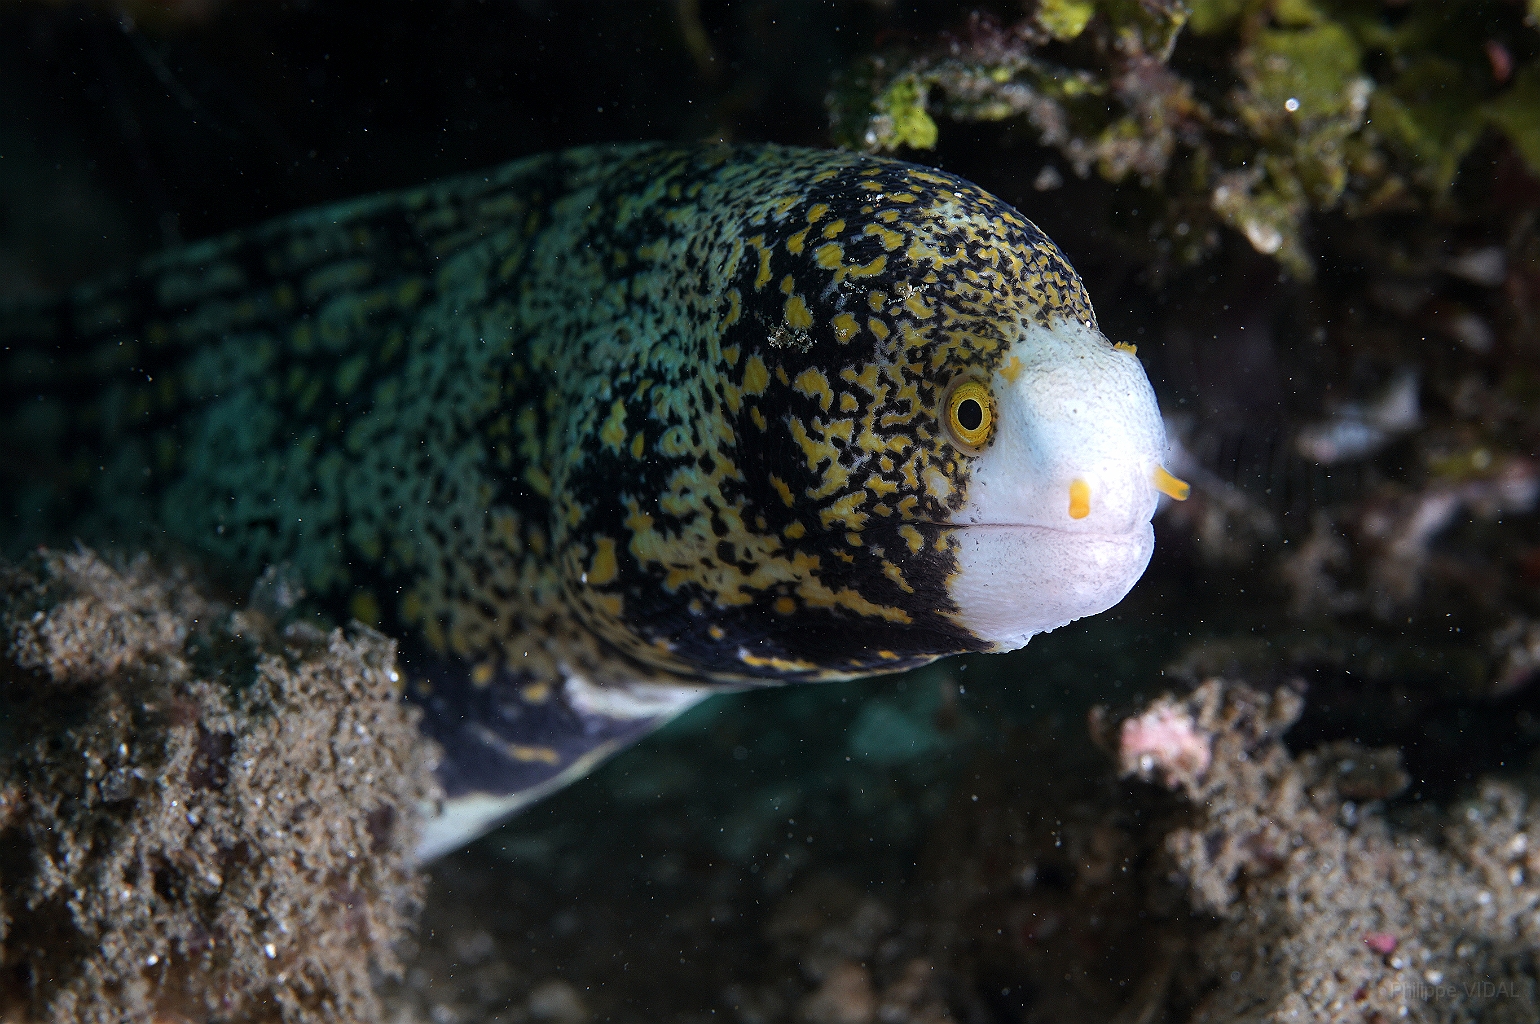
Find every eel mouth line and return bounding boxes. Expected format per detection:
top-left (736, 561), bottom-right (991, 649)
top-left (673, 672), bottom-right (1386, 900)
top-left (937, 522), bottom-right (1149, 543)
top-left (931, 468), bottom-right (1187, 539)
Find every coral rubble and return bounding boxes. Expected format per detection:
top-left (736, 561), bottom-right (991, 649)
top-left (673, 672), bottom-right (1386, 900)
top-left (374, 668), bottom-right (1540, 1023)
top-left (920, 678), bottom-right (1540, 1023)
top-left (0, 549), bottom-right (437, 1024)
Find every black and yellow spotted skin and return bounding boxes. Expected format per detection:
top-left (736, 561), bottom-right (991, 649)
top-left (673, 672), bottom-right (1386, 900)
top-left (547, 147), bottom-right (1097, 683)
top-left (1, 144), bottom-right (1097, 831)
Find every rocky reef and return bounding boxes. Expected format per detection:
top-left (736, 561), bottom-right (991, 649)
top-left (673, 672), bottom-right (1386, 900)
top-left (0, 550), bottom-right (436, 1023)
top-left (830, 0), bottom-right (1540, 282)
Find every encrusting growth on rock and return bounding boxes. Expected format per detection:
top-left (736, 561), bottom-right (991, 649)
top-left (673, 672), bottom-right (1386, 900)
top-left (0, 548), bottom-right (439, 1024)
top-left (1169, 684), bottom-right (1540, 1024)
top-left (1103, 680), bottom-right (1540, 1024)
top-left (906, 677), bottom-right (1540, 1023)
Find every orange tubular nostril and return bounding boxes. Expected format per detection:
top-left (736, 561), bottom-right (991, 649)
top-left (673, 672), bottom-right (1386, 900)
top-left (1152, 465), bottom-right (1190, 501)
top-left (1068, 478), bottom-right (1091, 519)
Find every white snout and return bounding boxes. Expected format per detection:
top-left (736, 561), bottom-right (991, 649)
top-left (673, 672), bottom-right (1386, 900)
top-left (947, 318), bottom-right (1168, 649)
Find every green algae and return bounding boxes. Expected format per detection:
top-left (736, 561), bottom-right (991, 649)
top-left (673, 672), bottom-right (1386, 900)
top-left (1103, 0), bottom-right (1190, 59)
top-left (1245, 23), bottom-right (1362, 122)
top-left (1037, 0), bottom-right (1096, 42)
top-left (873, 76), bottom-right (938, 152)
top-left (1188, 0), bottom-right (1249, 35)
top-left (1485, 62), bottom-right (1540, 175)
top-left (830, 0), bottom-right (1540, 279)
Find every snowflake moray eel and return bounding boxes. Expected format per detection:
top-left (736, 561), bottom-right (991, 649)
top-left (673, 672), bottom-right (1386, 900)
top-left (0, 144), bottom-right (1187, 858)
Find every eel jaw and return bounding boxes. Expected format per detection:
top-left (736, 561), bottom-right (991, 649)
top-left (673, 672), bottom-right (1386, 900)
top-left (945, 318), bottom-right (1171, 651)
top-left (947, 522), bottom-right (1154, 650)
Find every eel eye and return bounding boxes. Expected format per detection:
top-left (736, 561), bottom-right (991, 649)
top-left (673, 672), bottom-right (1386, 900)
top-left (944, 378), bottom-right (994, 451)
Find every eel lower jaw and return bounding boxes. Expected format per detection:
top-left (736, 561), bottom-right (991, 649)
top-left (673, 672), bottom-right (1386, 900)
top-left (948, 521), bottom-right (1148, 542)
top-left (945, 521), bottom-right (1155, 652)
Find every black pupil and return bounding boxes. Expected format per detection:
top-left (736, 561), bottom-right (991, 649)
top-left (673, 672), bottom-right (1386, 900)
top-left (957, 398), bottom-right (983, 432)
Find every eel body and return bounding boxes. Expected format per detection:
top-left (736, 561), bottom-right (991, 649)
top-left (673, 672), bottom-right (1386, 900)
top-left (0, 144), bottom-right (1178, 857)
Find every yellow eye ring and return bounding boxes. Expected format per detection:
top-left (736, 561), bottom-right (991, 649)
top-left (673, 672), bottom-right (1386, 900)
top-left (943, 378), bottom-right (994, 451)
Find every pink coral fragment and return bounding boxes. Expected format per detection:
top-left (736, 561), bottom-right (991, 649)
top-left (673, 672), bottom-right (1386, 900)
top-left (1118, 702), bottom-right (1211, 788)
top-left (1363, 932), bottom-right (1398, 955)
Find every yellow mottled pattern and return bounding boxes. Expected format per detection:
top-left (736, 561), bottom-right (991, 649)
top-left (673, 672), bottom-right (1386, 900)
top-left (16, 143), bottom-right (1098, 702)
